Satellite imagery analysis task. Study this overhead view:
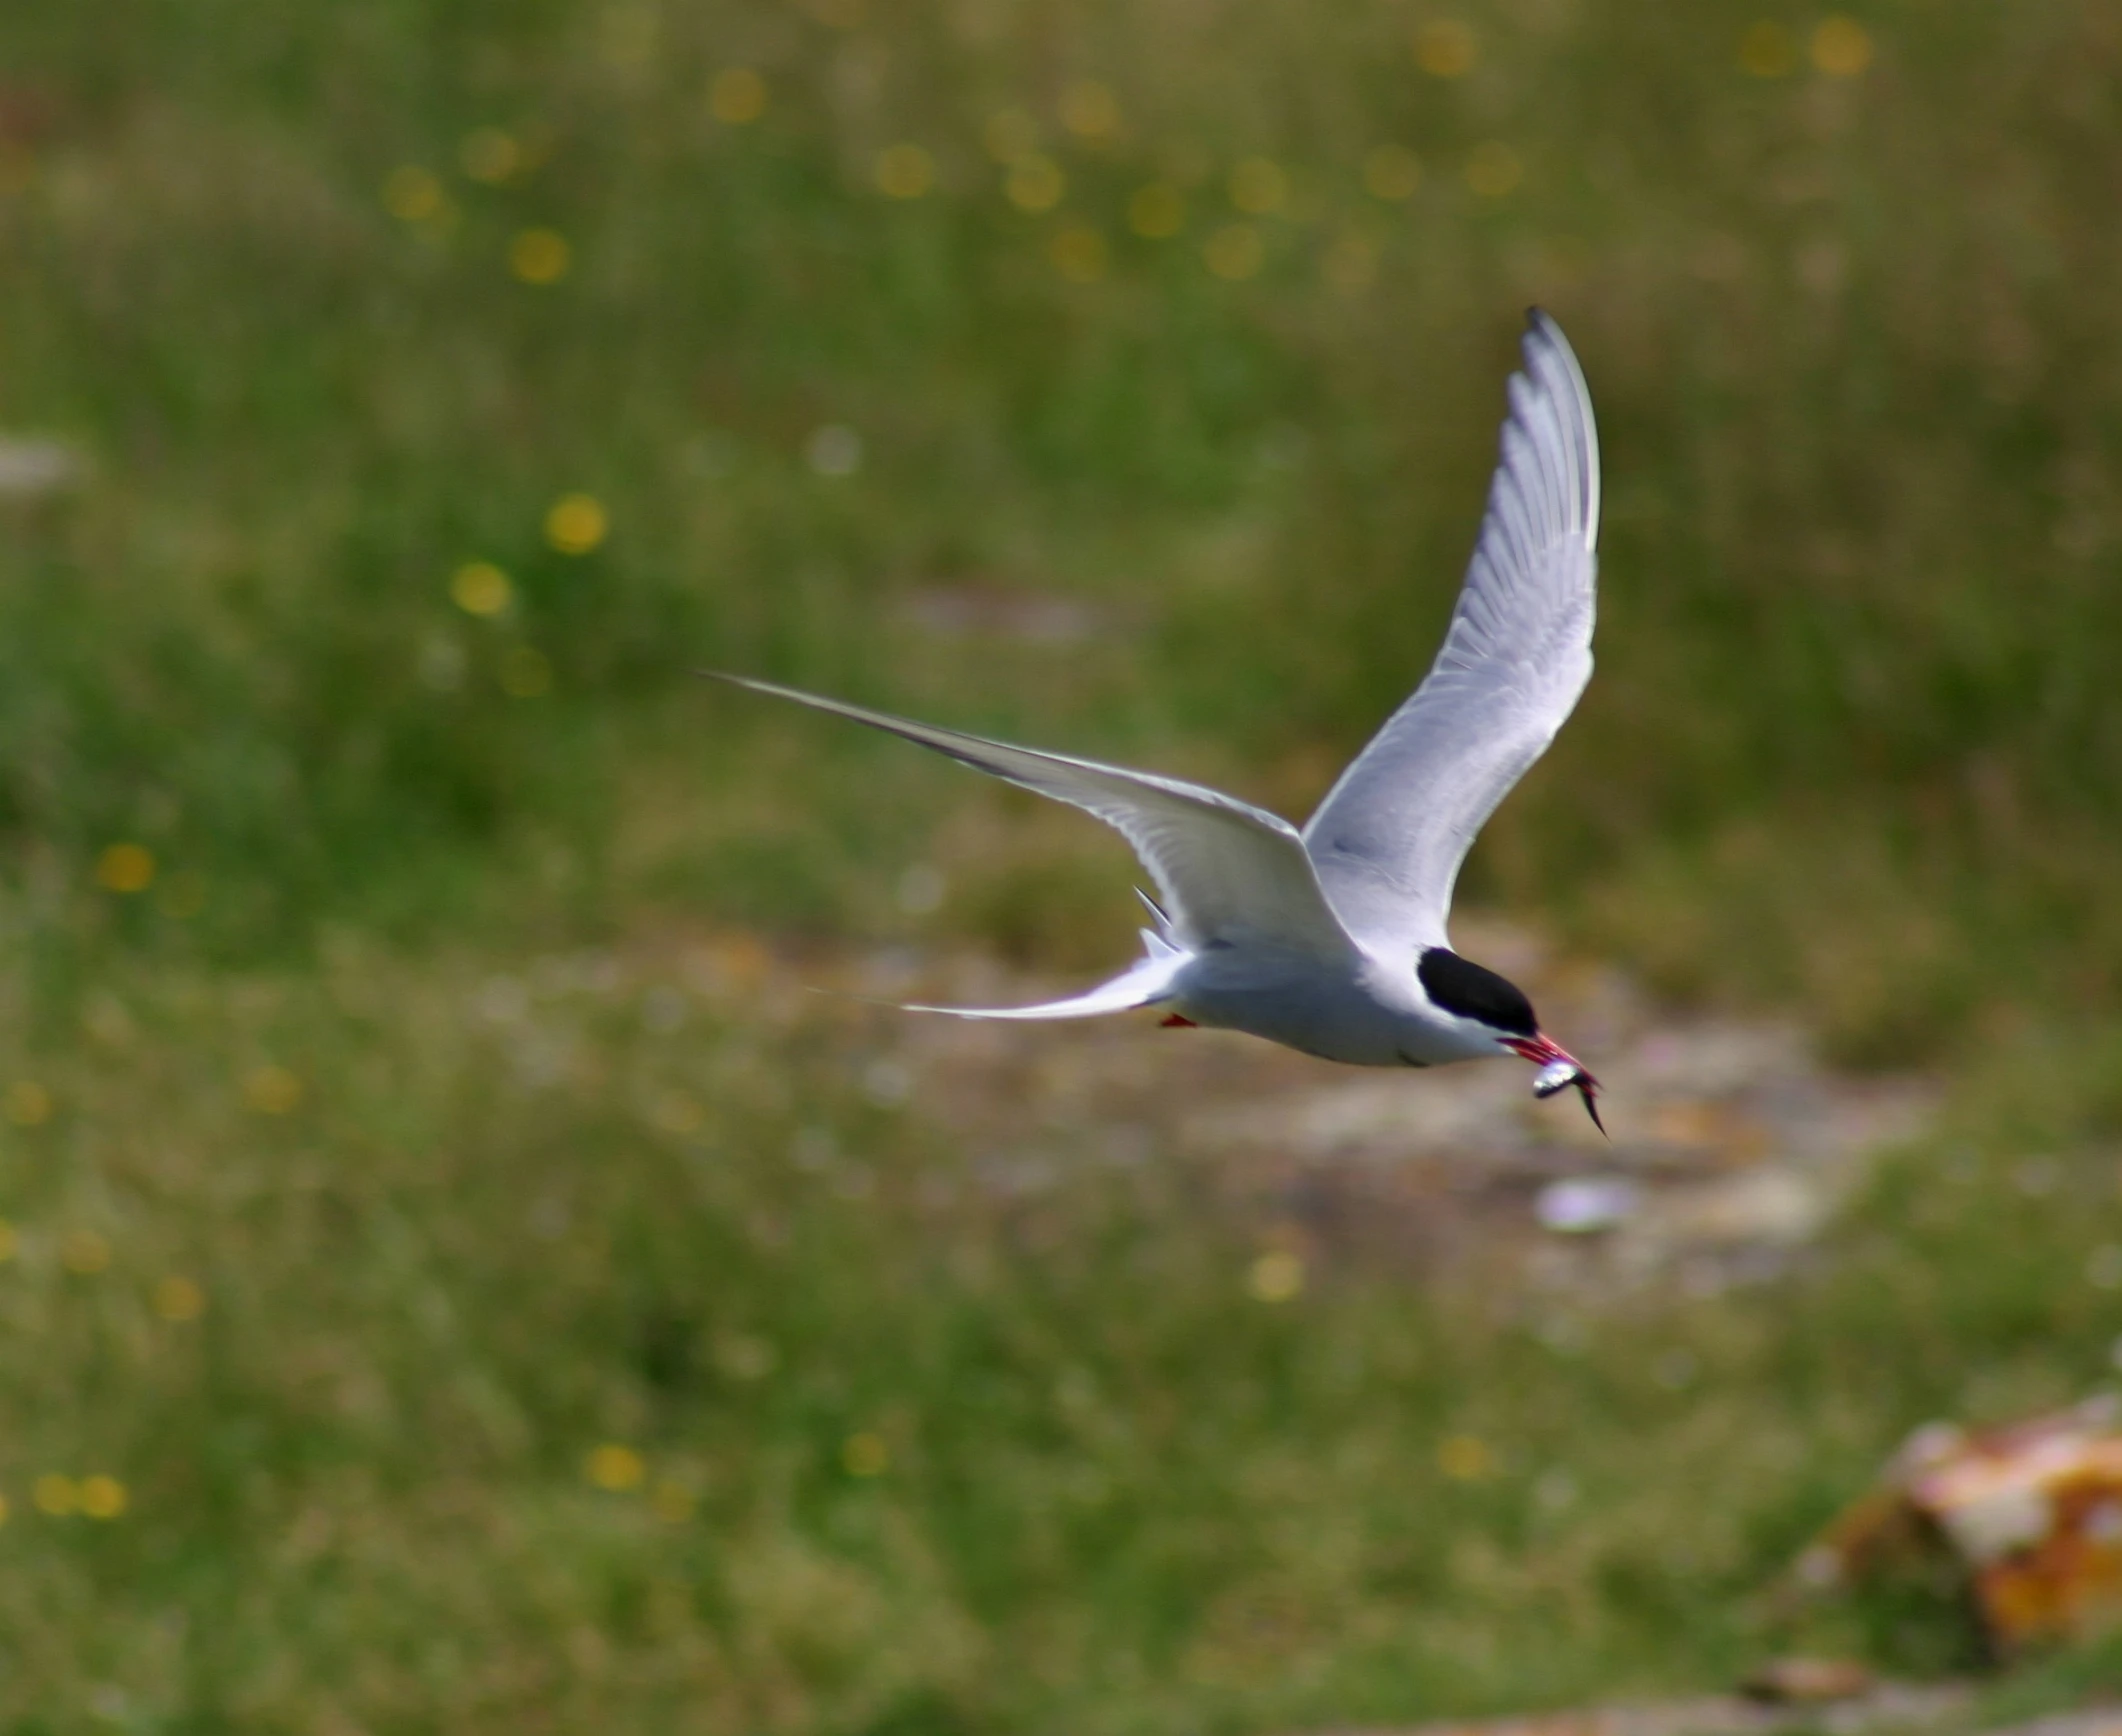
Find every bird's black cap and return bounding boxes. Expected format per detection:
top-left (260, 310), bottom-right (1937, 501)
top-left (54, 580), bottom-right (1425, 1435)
top-left (1416, 948), bottom-right (1537, 1036)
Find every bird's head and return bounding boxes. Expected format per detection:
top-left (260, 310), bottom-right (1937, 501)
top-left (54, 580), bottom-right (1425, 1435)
top-left (1416, 948), bottom-right (1604, 1134)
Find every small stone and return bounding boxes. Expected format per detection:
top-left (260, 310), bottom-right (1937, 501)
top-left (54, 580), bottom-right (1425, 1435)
top-left (1739, 1657), bottom-right (1874, 1704)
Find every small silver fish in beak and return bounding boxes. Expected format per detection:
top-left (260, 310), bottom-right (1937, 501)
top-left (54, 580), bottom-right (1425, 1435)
top-left (1533, 1057), bottom-right (1581, 1097)
top-left (1507, 1034), bottom-right (1606, 1136)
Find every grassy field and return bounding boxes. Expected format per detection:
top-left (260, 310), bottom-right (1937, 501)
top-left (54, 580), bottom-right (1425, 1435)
top-left (2, 0), bottom-right (2122, 1728)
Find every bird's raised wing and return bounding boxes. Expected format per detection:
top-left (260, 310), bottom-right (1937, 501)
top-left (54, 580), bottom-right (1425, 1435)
top-left (713, 674), bottom-right (1354, 959)
top-left (1302, 309), bottom-right (1599, 953)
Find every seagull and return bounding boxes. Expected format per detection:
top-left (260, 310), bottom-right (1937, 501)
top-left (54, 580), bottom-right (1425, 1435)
top-left (714, 309), bottom-right (1605, 1130)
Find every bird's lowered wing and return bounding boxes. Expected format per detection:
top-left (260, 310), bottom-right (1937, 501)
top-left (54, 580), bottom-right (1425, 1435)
top-left (712, 674), bottom-right (1353, 959)
top-left (1302, 309), bottom-right (1599, 953)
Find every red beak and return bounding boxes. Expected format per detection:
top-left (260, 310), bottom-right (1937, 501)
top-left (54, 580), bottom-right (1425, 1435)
top-left (1502, 1033), bottom-right (1606, 1137)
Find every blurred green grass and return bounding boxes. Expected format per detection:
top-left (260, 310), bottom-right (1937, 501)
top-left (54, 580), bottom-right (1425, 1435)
top-left (1, 0), bottom-right (2121, 1728)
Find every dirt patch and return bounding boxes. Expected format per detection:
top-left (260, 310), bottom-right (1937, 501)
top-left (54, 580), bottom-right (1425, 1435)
top-left (1301, 1680), bottom-right (1971, 1736)
top-left (808, 919), bottom-right (1935, 1291)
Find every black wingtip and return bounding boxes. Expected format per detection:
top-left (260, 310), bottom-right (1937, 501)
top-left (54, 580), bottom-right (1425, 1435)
top-left (1580, 1080), bottom-right (1608, 1139)
top-left (700, 669), bottom-right (772, 694)
top-left (1523, 307), bottom-right (1568, 355)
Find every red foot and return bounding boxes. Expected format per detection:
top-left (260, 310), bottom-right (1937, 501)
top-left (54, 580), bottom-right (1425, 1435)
top-left (1160, 1013), bottom-right (1197, 1028)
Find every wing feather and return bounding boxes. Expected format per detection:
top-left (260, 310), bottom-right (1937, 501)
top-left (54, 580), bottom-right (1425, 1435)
top-left (1302, 309), bottom-right (1599, 951)
top-left (713, 674), bottom-right (1353, 959)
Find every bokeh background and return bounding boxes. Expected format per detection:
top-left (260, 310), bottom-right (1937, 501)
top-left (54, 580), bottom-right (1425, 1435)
top-left (2, 0), bottom-right (2122, 1728)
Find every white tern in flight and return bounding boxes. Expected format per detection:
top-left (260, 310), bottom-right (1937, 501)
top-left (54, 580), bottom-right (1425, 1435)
top-left (715, 309), bottom-right (1604, 1130)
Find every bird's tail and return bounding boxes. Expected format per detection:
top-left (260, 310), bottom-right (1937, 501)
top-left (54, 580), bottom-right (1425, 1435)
top-left (899, 930), bottom-right (1186, 1022)
top-left (1135, 887), bottom-right (1180, 959)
